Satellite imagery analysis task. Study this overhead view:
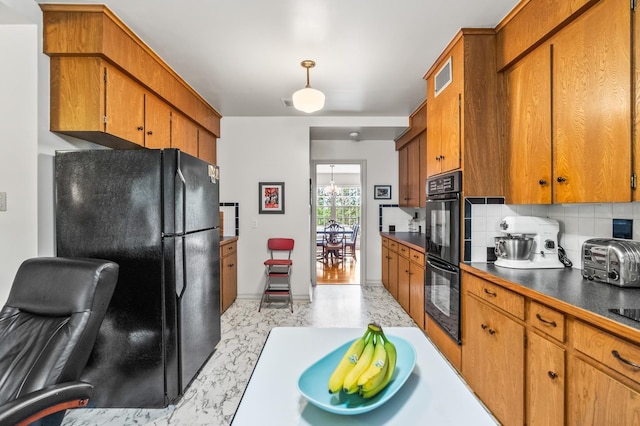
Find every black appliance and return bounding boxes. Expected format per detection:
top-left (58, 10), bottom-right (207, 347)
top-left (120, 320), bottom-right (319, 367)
top-left (425, 170), bottom-right (462, 344)
top-left (55, 149), bottom-right (221, 408)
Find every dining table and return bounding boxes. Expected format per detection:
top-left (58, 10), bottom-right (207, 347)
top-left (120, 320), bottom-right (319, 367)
top-left (231, 327), bottom-right (498, 425)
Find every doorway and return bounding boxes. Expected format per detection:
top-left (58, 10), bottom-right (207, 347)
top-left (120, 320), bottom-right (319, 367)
top-left (311, 161), bottom-right (365, 285)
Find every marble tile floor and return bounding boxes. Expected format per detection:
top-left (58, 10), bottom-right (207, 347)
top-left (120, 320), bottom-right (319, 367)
top-left (61, 285), bottom-right (417, 426)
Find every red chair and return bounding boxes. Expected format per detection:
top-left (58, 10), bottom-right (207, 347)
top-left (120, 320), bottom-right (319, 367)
top-left (259, 238), bottom-right (294, 312)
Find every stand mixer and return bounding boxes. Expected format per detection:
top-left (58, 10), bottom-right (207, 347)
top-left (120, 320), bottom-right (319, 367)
top-left (494, 216), bottom-right (565, 269)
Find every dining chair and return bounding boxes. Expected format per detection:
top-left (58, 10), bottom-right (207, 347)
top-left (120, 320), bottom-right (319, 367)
top-left (323, 223), bottom-right (346, 265)
top-left (344, 222), bottom-right (359, 261)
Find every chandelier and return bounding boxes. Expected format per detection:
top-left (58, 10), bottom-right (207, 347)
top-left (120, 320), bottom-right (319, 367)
top-left (325, 165), bottom-right (339, 195)
top-left (292, 60), bottom-right (325, 113)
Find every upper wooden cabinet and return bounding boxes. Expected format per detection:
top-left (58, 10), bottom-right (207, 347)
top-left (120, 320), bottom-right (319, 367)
top-left (397, 134), bottom-right (425, 207)
top-left (198, 129), bottom-right (217, 166)
top-left (42, 4), bottom-right (221, 158)
top-left (424, 29), bottom-right (504, 197)
top-left (504, 0), bottom-right (632, 204)
top-left (171, 111), bottom-right (199, 158)
top-left (505, 43), bottom-right (552, 204)
top-left (396, 101), bottom-right (427, 208)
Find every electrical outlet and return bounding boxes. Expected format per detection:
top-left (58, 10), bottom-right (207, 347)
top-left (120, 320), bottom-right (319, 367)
top-left (251, 220), bottom-right (258, 229)
top-left (0, 192), bottom-right (6, 211)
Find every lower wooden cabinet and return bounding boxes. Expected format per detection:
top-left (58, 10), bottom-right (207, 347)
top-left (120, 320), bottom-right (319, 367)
top-left (387, 244), bottom-right (399, 300)
top-left (463, 293), bottom-right (525, 426)
top-left (380, 236), bottom-right (426, 332)
top-left (408, 249), bottom-right (425, 329)
top-left (220, 238), bottom-right (237, 313)
top-left (569, 357), bottom-right (640, 425)
top-left (462, 267), bottom-right (640, 426)
top-left (568, 320), bottom-right (640, 425)
top-left (397, 254), bottom-right (411, 313)
top-left (381, 238), bottom-right (390, 291)
top-left (527, 331), bottom-right (565, 426)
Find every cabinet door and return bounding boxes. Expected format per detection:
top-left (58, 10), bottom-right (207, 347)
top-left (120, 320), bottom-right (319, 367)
top-left (406, 139), bottom-right (420, 206)
top-left (388, 249), bottom-right (398, 300)
top-left (105, 65), bottom-right (145, 146)
top-left (199, 128), bottom-right (217, 165)
top-left (527, 331), bottom-right (565, 426)
top-left (397, 255), bottom-right (410, 312)
top-left (171, 111), bottom-right (199, 157)
top-left (552, 0), bottom-right (631, 203)
top-left (463, 295), bottom-right (525, 426)
top-left (221, 247), bottom-right (237, 313)
top-left (426, 77), bottom-right (442, 177)
top-left (408, 261), bottom-right (425, 329)
top-left (439, 90), bottom-right (461, 173)
top-left (505, 44), bottom-right (552, 204)
top-left (418, 133), bottom-right (428, 207)
top-left (144, 92), bottom-right (171, 149)
top-left (569, 357), bottom-right (640, 425)
top-left (398, 144), bottom-right (410, 206)
top-left (381, 245), bottom-right (390, 290)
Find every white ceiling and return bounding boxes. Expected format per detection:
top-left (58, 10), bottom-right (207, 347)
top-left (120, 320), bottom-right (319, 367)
top-left (35, 0), bottom-right (519, 140)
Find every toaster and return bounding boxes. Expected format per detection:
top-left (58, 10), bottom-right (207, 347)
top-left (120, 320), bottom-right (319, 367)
top-left (582, 238), bottom-right (640, 287)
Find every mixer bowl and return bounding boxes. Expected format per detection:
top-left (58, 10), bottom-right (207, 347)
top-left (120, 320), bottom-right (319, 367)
top-left (495, 236), bottom-right (534, 260)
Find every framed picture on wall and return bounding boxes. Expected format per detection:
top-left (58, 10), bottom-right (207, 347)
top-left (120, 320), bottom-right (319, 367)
top-left (259, 182), bottom-right (285, 214)
top-left (374, 185), bottom-right (392, 200)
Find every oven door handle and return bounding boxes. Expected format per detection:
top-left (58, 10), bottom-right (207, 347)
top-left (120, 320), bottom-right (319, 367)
top-left (427, 259), bottom-right (458, 274)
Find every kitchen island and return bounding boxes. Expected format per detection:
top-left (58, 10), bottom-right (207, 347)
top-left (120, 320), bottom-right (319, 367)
top-left (231, 327), bottom-right (497, 425)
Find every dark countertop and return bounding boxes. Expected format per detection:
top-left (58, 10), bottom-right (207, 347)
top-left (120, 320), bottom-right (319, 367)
top-left (463, 262), bottom-right (640, 337)
top-left (380, 232), bottom-right (426, 252)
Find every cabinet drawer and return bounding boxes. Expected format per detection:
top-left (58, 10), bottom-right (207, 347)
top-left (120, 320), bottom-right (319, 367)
top-left (410, 249), bottom-right (424, 266)
top-left (529, 301), bottom-right (565, 342)
top-left (398, 243), bottom-right (410, 259)
top-left (573, 320), bottom-right (640, 385)
top-left (382, 237), bottom-right (389, 247)
top-left (388, 240), bottom-right (399, 251)
top-left (465, 273), bottom-right (525, 320)
top-left (221, 241), bottom-right (237, 257)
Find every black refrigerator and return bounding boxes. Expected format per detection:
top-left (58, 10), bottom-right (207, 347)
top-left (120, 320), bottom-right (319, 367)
top-left (55, 148), bottom-right (221, 408)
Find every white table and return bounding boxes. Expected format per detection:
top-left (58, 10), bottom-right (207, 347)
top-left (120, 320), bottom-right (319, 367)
top-left (231, 327), bottom-right (498, 425)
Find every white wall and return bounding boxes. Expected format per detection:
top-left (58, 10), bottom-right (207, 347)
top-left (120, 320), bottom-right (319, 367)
top-left (311, 139), bottom-right (399, 285)
top-left (0, 1), bottom-right (113, 305)
top-left (0, 7), bottom-right (38, 303)
top-left (218, 117), bottom-right (405, 300)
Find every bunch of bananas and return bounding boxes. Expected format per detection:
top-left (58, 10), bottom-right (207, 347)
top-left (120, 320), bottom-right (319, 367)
top-left (327, 323), bottom-right (397, 398)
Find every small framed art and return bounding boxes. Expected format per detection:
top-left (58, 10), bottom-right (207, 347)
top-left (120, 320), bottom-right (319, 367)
top-left (374, 185), bottom-right (392, 200)
top-left (259, 182), bottom-right (285, 214)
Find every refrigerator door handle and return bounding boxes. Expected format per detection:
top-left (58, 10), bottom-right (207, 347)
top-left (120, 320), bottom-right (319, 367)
top-left (175, 236), bottom-right (186, 298)
top-left (176, 152), bottom-right (187, 236)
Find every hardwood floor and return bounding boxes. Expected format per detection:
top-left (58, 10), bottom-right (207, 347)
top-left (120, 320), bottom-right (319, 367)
top-left (316, 249), bottom-right (360, 284)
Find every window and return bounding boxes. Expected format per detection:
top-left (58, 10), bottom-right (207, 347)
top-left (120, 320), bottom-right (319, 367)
top-left (317, 186), bottom-right (361, 227)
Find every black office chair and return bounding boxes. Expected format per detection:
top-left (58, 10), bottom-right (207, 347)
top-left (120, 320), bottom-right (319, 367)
top-left (0, 257), bottom-right (119, 426)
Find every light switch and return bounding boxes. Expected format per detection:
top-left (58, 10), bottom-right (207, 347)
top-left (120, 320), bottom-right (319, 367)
top-left (0, 192), bottom-right (6, 211)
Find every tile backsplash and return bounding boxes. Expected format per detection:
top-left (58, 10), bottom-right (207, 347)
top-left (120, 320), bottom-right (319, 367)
top-left (379, 205), bottom-right (426, 233)
top-left (467, 200), bottom-right (640, 269)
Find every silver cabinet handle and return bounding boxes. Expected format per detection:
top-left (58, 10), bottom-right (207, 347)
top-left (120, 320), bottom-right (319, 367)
top-left (612, 350), bottom-right (640, 369)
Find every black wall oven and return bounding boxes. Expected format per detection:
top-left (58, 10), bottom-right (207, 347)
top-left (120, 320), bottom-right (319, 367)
top-left (425, 170), bottom-right (462, 344)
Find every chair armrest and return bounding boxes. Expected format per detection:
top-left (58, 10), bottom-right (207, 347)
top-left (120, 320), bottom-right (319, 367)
top-left (0, 381), bottom-right (93, 426)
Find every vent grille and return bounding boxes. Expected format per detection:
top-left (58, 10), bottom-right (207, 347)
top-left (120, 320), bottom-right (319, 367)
top-left (434, 57), bottom-right (452, 97)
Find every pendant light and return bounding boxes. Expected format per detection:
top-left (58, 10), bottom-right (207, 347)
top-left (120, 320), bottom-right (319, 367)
top-left (292, 60), bottom-right (325, 113)
top-left (325, 165), bottom-right (339, 195)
